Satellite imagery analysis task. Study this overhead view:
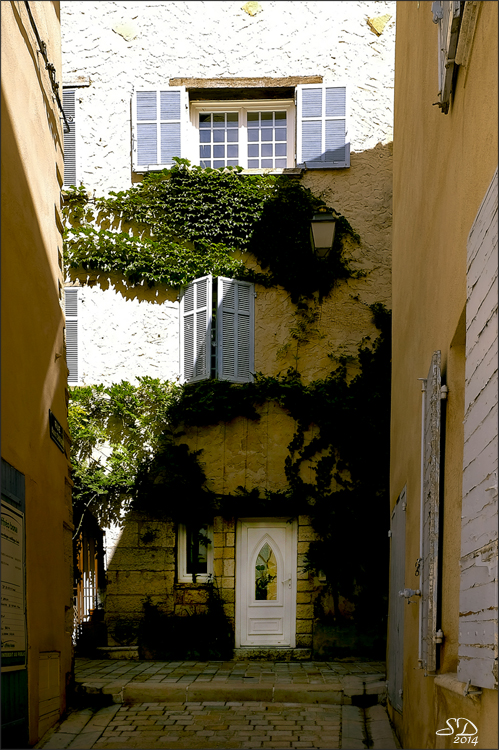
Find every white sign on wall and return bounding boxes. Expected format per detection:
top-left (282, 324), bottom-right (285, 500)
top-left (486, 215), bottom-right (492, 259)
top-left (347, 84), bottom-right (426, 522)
top-left (1, 501), bottom-right (26, 670)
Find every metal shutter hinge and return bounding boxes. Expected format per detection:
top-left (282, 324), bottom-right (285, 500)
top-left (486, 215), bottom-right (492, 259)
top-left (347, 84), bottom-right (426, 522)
top-left (388, 530), bottom-right (392, 537)
top-left (463, 679), bottom-right (482, 697)
top-left (440, 385), bottom-right (448, 399)
top-left (434, 629), bottom-right (444, 644)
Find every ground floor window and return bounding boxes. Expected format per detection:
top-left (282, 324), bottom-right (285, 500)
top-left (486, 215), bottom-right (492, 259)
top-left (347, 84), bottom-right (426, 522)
top-left (177, 523), bottom-right (213, 582)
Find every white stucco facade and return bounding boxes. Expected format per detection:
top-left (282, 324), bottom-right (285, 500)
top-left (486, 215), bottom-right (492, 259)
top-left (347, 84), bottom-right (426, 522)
top-left (62, 1), bottom-right (395, 388)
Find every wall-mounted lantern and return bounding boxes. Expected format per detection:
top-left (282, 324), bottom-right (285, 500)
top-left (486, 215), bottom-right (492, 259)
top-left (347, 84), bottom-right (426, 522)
top-left (310, 206), bottom-right (337, 258)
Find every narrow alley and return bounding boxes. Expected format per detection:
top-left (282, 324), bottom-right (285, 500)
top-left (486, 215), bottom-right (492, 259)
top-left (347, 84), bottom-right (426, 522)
top-left (35, 659), bottom-right (399, 749)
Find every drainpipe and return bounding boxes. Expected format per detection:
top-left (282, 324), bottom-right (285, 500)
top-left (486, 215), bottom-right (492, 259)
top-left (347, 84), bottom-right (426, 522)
top-left (417, 377), bottom-right (426, 669)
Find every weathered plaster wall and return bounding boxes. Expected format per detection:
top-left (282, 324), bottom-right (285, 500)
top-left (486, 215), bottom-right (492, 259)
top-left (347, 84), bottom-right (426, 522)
top-left (390, 1), bottom-right (498, 747)
top-left (61, 0), bottom-right (395, 196)
top-left (1, 2), bottom-right (73, 744)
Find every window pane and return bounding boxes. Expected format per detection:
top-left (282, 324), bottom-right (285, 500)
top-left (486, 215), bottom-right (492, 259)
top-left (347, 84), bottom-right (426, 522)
top-left (261, 111), bottom-right (272, 121)
top-left (227, 160), bottom-right (238, 166)
top-left (200, 130), bottom-right (211, 143)
top-left (248, 130), bottom-right (259, 142)
top-left (247, 112), bottom-right (259, 122)
top-left (213, 113), bottom-right (225, 125)
top-left (214, 145), bottom-right (225, 158)
top-left (248, 159), bottom-right (259, 168)
top-left (227, 130), bottom-right (238, 143)
top-left (227, 112), bottom-right (238, 124)
top-left (186, 525), bottom-right (209, 575)
top-left (214, 129), bottom-right (225, 143)
top-left (255, 542), bottom-right (277, 600)
top-left (199, 113), bottom-right (211, 127)
top-left (227, 145), bottom-right (238, 158)
top-left (275, 111), bottom-right (286, 121)
top-left (213, 160), bottom-right (225, 168)
top-left (200, 146), bottom-right (211, 158)
top-left (261, 129), bottom-right (272, 142)
top-left (275, 143), bottom-right (287, 156)
top-left (248, 144), bottom-right (259, 157)
top-left (275, 128), bottom-right (287, 141)
top-left (262, 143), bottom-right (273, 157)
top-left (261, 159), bottom-right (273, 167)
top-left (275, 158), bottom-right (287, 168)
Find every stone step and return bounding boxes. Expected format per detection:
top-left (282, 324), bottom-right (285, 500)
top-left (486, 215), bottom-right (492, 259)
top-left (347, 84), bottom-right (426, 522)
top-left (75, 673), bottom-right (387, 707)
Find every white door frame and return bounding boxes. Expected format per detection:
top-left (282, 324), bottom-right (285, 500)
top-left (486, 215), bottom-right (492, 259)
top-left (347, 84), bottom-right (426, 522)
top-left (235, 517), bottom-right (297, 648)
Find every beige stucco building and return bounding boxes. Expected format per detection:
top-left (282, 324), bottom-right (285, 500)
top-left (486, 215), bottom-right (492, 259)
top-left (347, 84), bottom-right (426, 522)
top-left (61, 0), bottom-right (395, 662)
top-left (388, 2), bottom-right (497, 748)
top-left (1, 1), bottom-right (74, 746)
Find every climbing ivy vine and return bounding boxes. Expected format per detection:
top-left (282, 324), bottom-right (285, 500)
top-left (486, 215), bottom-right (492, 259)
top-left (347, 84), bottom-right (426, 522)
top-left (63, 158), bottom-right (359, 300)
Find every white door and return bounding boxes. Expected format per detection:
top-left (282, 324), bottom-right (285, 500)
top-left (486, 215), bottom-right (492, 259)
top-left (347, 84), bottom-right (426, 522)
top-left (236, 518), bottom-right (297, 648)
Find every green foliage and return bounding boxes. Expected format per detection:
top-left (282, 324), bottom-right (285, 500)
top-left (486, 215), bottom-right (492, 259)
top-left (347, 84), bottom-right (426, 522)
top-left (69, 377), bottom-right (180, 527)
top-left (63, 159), bottom-right (359, 299)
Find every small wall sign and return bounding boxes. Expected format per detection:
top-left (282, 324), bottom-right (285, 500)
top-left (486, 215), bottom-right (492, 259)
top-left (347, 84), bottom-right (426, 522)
top-left (49, 410), bottom-right (65, 453)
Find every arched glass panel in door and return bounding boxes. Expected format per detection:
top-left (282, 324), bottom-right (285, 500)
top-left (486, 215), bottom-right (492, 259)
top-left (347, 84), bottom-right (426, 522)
top-left (255, 542), bottom-right (277, 600)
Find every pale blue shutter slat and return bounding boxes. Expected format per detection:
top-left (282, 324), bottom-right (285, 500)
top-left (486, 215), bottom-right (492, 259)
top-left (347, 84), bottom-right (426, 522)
top-left (134, 88), bottom-right (185, 169)
top-left (180, 276), bottom-right (211, 383)
top-left (297, 84), bottom-right (349, 169)
top-left (217, 278), bottom-right (254, 383)
top-left (62, 89), bottom-right (76, 187)
top-left (65, 288), bottom-right (78, 384)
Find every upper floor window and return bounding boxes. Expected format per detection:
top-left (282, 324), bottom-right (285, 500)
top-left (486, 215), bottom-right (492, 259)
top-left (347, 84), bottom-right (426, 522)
top-left (179, 275), bottom-right (255, 384)
top-left (132, 82), bottom-right (349, 172)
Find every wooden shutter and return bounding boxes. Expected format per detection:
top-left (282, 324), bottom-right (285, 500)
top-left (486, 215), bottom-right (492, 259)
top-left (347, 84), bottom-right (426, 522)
top-left (217, 277), bottom-right (254, 383)
top-left (62, 89), bottom-right (76, 187)
top-left (420, 351), bottom-right (442, 673)
top-left (132, 87), bottom-right (187, 170)
top-left (387, 487), bottom-right (406, 713)
top-left (180, 275), bottom-right (212, 383)
top-left (296, 84), bottom-right (350, 169)
top-left (64, 287), bottom-right (78, 384)
top-left (432, 1), bottom-right (462, 114)
top-left (458, 170), bottom-right (498, 690)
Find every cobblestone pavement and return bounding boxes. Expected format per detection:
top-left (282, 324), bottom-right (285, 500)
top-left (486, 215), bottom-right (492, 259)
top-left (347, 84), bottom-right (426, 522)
top-left (36, 701), bottom-right (400, 750)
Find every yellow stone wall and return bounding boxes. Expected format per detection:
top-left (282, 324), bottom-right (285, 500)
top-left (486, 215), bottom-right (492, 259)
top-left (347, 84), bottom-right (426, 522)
top-left (1, 2), bottom-right (73, 744)
top-left (389, 2), bottom-right (498, 748)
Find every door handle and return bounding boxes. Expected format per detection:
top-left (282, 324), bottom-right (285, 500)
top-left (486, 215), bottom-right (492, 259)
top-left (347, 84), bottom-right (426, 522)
top-left (282, 578), bottom-right (292, 588)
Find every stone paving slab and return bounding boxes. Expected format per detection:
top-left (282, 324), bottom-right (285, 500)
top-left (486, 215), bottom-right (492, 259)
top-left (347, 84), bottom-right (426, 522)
top-left (36, 699), bottom-right (401, 750)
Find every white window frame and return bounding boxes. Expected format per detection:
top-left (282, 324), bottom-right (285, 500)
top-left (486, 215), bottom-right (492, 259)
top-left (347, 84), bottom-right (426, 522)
top-left (177, 524), bottom-right (214, 583)
top-left (188, 99), bottom-right (295, 171)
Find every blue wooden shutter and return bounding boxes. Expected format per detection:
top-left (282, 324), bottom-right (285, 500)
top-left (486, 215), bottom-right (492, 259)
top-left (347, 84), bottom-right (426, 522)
top-left (62, 89), bottom-right (76, 187)
top-left (133, 87), bottom-right (186, 170)
top-left (296, 84), bottom-right (350, 169)
top-left (64, 287), bottom-right (78, 384)
top-left (217, 278), bottom-right (254, 383)
top-left (432, 1), bottom-right (462, 114)
top-left (420, 351), bottom-right (442, 674)
top-left (180, 276), bottom-right (212, 383)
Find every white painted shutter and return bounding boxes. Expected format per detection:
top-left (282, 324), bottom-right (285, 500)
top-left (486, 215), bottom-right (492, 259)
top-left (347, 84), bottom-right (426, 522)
top-left (296, 84), bottom-right (349, 169)
top-left (64, 287), bottom-right (78, 384)
top-left (132, 87), bottom-right (187, 170)
top-left (420, 351), bottom-right (442, 674)
top-left (62, 89), bottom-right (76, 187)
top-left (217, 278), bottom-right (254, 383)
top-left (180, 275), bottom-right (212, 383)
top-left (432, 1), bottom-right (462, 114)
top-left (458, 169), bottom-right (498, 690)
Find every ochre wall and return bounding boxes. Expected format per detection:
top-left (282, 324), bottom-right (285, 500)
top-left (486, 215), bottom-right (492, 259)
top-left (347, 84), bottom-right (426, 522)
top-left (1, 2), bottom-right (73, 744)
top-left (390, 2), bottom-right (497, 748)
